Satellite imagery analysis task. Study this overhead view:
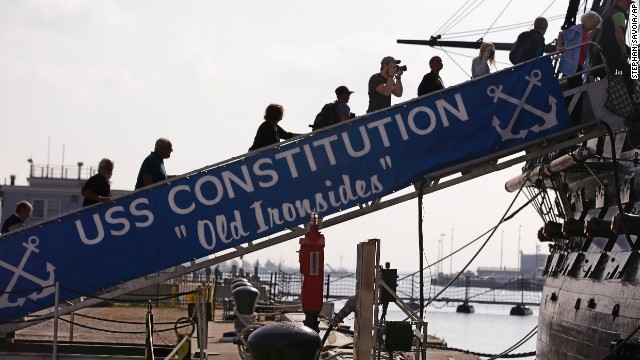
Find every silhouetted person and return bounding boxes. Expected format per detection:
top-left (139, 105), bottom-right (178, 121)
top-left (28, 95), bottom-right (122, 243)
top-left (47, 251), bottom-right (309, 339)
top-left (2, 201), bottom-right (32, 234)
top-left (135, 138), bottom-right (173, 189)
top-left (335, 85), bottom-right (355, 122)
top-left (509, 17), bottom-right (548, 64)
top-left (367, 56), bottom-right (404, 113)
top-left (81, 158), bottom-right (114, 206)
top-left (418, 56), bottom-right (444, 96)
top-left (249, 104), bottom-right (300, 151)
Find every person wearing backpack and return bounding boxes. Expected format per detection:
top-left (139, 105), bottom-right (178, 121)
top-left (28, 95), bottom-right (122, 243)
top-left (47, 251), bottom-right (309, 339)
top-left (335, 85), bottom-right (355, 122)
top-left (509, 17), bottom-right (548, 65)
top-left (311, 86), bottom-right (355, 131)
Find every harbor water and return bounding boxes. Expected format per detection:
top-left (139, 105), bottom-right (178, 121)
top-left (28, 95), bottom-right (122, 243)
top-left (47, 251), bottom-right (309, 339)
top-left (336, 300), bottom-right (538, 359)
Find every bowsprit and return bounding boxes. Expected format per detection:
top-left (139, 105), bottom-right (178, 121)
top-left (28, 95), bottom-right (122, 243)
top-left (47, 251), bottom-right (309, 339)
top-left (488, 69), bottom-right (560, 141)
top-left (0, 236), bottom-right (56, 309)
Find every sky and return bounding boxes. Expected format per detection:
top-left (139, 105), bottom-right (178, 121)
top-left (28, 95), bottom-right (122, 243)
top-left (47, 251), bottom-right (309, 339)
top-left (0, 0), bottom-right (592, 273)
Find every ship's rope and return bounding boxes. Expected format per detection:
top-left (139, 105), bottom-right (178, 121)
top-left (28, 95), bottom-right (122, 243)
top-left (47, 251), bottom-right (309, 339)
top-left (399, 192), bottom-right (541, 284)
top-left (437, 0), bottom-right (487, 36)
top-left (487, 325), bottom-right (538, 359)
top-left (423, 169), bottom-right (533, 308)
top-left (435, 0), bottom-right (565, 40)
top-left (438, 14), bottom-right (566, 40)
top-left (436, 46), bottom-right (471, 79)
top-left (54, 316), bottom-right (191, 334)
top-left (427, 343), bottom-right (536, 359)
top-left (480, 0), bottom-right (514, 41)
top-left (602, 122), bottom-right (634, 248)
top-left (59, 285), bottom-right (195, 303)
top-left (602, 322), bottom-right (640, 359)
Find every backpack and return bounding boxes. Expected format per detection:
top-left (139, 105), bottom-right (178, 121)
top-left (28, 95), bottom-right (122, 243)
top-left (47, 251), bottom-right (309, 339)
top-left (311, 102), bottom-right (339, 131)
top-left (509, 30), bottom-right (533, 65)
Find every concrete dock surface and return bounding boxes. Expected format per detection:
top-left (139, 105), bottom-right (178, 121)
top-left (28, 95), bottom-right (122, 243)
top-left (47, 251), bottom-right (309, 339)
top-left (3, 306), bottom-right (479, 359)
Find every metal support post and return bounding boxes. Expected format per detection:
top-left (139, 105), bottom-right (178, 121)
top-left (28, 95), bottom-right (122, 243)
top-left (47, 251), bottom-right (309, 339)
top-left (354, 239), bottom-right (378, 360)
top-left (69, 311), bottom-right (74, 342)
top-left (145, 301), bottom-right (155, 360)
top-left (53, 282), bottom-right (59, 360)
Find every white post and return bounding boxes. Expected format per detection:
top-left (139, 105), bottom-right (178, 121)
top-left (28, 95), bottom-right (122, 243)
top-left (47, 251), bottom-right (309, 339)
top-left (518, 225), bottom-right (522, 273)
top-left (500, 230), bottom-right (504, 270)
top-left (450, 228), bottom-right (454, 275)
top-left (354, 240), bottom-right (377, 360)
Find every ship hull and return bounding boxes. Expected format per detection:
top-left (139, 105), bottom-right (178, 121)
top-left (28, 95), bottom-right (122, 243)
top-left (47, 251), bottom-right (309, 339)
top-left (537, 256), bottom-right (640, 359)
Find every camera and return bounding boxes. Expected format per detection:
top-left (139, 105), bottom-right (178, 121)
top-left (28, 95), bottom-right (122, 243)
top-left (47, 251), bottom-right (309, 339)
top-left (487, 49), bottom-right (495, 56)
top-left (394, 65), bottom-right (408, 71)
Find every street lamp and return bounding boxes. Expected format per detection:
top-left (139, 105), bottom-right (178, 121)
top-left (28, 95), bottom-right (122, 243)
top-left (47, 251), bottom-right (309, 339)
top-left (439, 233), bottom-right (445, 274)
top-left (518, 225), bottom-right (522, 273)
top-left (450, 228), bottom-right (454, 275)
top-left (500, 230), bottom-right (504, 270)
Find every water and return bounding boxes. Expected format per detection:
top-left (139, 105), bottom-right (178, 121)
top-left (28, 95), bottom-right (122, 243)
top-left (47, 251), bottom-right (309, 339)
top-left (336, 300), bottom-right (538, 359)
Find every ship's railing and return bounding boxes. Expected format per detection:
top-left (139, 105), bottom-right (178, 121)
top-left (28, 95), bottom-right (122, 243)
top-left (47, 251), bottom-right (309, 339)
top-left (552, 41), bottom-right (637, 118)
top-left (521, 41), bottom-right (637, 175)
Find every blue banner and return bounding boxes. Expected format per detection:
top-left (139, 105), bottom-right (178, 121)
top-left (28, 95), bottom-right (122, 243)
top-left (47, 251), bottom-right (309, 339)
top-left (0, 57), bottom-right (570, 323)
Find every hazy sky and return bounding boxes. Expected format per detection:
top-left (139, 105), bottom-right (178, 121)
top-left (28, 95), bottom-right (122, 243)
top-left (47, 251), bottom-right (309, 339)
top-left (0, 0), bottom-right (586, 272)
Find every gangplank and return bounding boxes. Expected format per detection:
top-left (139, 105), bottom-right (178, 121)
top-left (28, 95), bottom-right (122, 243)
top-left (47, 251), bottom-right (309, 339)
top-left (0, 56), bottom-right (625, 336)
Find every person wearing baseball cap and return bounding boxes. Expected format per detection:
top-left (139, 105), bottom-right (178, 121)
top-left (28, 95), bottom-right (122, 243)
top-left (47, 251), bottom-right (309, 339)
top-left (335, 86), bottom-right (356, 122)
top-left (366, 56), bottom-right (404, 113)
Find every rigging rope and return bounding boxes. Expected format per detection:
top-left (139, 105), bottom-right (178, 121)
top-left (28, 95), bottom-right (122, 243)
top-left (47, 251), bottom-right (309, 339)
top-left (438, 46), bottom-right (471, 79)
top-left (480, 0), bottom-right (514, 41)
top-left (424, 168), bottom-right (533, 308)
top-left (539, 0), bottom-right (559, 18)
top-left (398, 192), bottom-right (541, 283)
top-left (439, 14), bottom-right (566, 40)
top-left (440, 0), bottom-right (486, 35)
top-left (434, 0), bottom-right (473, 36)
top-left (487, 325), bottom-right (538, 359)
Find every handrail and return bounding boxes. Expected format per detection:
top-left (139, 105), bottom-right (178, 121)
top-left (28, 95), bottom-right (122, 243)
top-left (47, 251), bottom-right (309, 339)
top-left (550, 41), bottom-right (611, 81)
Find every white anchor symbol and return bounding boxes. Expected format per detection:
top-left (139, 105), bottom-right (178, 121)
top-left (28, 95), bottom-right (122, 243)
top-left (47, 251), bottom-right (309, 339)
top-left (487, 69), bottom-right (559, 141)
top-left (0, 236), bottom-right (56, 308)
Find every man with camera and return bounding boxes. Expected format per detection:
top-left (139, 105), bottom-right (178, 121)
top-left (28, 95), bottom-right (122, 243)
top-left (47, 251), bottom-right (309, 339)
top-left (366, 56), bottom-right (405, 113)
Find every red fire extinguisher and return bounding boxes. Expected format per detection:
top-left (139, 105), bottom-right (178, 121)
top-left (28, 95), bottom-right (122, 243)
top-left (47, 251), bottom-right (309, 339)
top-left (299, 212), bottom-right (325, 332)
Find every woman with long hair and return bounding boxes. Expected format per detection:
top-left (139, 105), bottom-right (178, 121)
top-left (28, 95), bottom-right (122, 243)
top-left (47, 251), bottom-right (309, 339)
top-left (471, 42), bottom-right (496, 79)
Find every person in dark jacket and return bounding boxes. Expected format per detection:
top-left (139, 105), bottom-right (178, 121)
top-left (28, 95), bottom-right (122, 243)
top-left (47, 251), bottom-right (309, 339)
top-left (509, 17), bottom-right (548, 64)
top-left (1, 201), bottom-right (32, 234)
top-left (418, 56), bottom-right (444, 96)
top-left (81, 158), bottom-right (114, 206)
top-left (249, 104), bottom-right (300, 151)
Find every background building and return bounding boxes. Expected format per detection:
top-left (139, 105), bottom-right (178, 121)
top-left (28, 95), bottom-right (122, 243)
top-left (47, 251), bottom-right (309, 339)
top-left (0, 162), bottom-right (130, 229)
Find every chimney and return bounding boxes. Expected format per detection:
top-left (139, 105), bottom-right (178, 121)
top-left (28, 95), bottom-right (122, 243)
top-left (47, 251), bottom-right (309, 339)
top-left (10, 175), bottom-right (16, 186)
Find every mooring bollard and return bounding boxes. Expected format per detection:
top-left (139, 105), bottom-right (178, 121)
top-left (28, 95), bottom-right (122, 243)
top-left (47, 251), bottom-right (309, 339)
top-left (232, 284), bottom-right (259, 333)
top-left (247, 322), bottom-right (321, 360)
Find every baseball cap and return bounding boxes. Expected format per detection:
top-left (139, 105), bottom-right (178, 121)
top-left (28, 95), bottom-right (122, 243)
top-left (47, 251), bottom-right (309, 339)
top-left (335, 86), bottom-right (354, 95)
top-left (381, 56), bottom-right (401, 65)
